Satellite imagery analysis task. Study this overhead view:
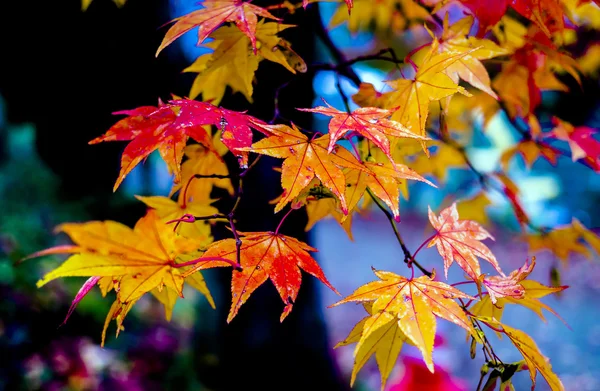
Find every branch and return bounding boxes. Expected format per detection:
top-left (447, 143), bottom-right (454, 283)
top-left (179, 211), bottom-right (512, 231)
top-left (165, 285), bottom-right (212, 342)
top-left (313, 6), bottom-right (361, 86)
top-left (367, 188), bottom-right (432, 278)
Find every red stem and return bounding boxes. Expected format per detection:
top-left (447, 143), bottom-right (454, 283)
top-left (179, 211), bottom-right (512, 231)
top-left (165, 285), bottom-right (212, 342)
top-left (275, 208), bottom-right (295, 234)
top-left (412, 233), bottom-right (436, 259)
top-left (170, 256), bottom-right (241, 270)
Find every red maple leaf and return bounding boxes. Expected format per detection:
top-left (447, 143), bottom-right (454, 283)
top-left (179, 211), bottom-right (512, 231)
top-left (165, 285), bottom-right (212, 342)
top-left (459, 0), bottom-right (565, 37)
top-left (548, 118), bottom-right (600, 172)
top-left (90, 99), bottom-right (265, 191)
top-left (299, 102), bottom-right (428, 164)
top-left (184, 231), bottom-right (339, 322)
top-left (156, 0), bottom-right (280, 56)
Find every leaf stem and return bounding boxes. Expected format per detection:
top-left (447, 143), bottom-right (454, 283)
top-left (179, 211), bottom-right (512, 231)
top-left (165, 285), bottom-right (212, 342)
top-left (366, 188), bottom-right (432, 277)
top-left (275, 208), bottom-right (295, 235)
top-left (412, 233), bottom-right (436, 259)
top-left (171, 256), bottom-right (241, 271)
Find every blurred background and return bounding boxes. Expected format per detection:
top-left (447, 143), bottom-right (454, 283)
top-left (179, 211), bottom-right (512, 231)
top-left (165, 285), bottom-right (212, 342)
top-left (1, 0), bottom-right (599, 390)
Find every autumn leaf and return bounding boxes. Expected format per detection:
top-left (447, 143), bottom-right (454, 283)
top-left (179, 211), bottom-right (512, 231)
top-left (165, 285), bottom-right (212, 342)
top-left (329, 0), bottom-right (431, 33)
top-left (482, 319), bottom-right (565, 391)
top-left (335, 303), bottom-right (411, 389)
top-left (547, 118), bottom-right (600, 171)
top-left (427, 203), bottom-right (503, 281)
top-left (500, 140), bottom-right (560, 170)
top-left (82, 0), bottom-right (126, 11)
top-left (428, 15), bottom-right (509, 99)
top-left (184, 231), bottom-right (338, 322)
top-left (383, 43), bottom-right (474, 142)
top-left (456, 192), bottom-right (492, 225)
top-left (471, 278), bottom-right (567, 323)
top-left (526, 218), bottom-right (600, 262)
top-left (89, 99), bottom-right (266, 189)
top-left (344, 160), bottom-right (436, 221)
top-left (33, 210), bottom-right (215, 325)
top-left (305, 197), bottom-right (354, 240)
top-left (482, 258), bottom-right (535, 304)
top-left (299, 101), bottom-right (429, 164)
top-left (135, 195), bottom-right (218, 241)
top-left (170, 134), bottom-right (234, 205)
top-left (244, 123), bottom-right (367, 213)
top-left (184, 22), bottom-right (305, 105)
top-left (409, 141), bottom-right (467, 182)
top-left (331, 269), bottom-right (479, 372)
top-left (156, 0), bottom-right (280, 56)
top-left (458, 0), bottom-right (565, 38)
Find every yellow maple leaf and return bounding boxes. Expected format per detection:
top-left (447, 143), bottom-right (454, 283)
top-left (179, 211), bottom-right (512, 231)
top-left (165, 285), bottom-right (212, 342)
top-left (335, 303), bottom-right (411, 390)
top-left (33, 210), bottom-right (217, 343)
top-left (426, 15), bottom-right (510, 99)
top-left (82, 0), bottom-right (126, 11)
top-left (526, 218), bottom-right (600, 262)
top-left (481, 318), bottom-right (565, 391)
top-left (383, 42), bottom-right (474, 142)
top-left (329, 0), bottom-right (430, 33)
top-left (170, 133), bottom-right (233, 205)
top-left (456, 192), bottom-right (492, 225)
top-left (184, 22), bottom-right (304, 105)
top-left (331, 269), bottom-right (479, 373)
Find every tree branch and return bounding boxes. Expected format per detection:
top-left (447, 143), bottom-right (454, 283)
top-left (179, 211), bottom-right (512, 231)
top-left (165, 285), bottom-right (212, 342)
top-left (367, 188), bottom-right (432, 278)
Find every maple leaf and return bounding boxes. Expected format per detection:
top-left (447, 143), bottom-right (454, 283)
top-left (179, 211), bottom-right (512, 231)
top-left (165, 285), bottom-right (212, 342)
top-left (547, 118), bottom-right (600, 171)
top-left (344, 160), bottom-right (436, 221)
top-left (482, 258), bottom-right (535, 304)
top-left (244, 123), bottom-right (367, 213)
top-left (383, 43), bottom-right (474, 142)
top-left (184, 22), bottom-right (305, 105)
top-left (482, 319), bottom-right (565, 391)
top-left (170, 135), bottom-right (234, 205)
top-left (526, 218), bottom-right (600, 262)
top-left (33, 210), bottom-right (215, 322)
top-left (331, 269), bottom-right (479, 372)
top-left (494, 172), bottom-right (531, 227)
top-left (89, 99), bottom-right (266, 190)
top-left (501, 139), bottom-right (560, 171)
top-left (299, 102), bottom-right (429, 164)
top-left (82, 0), bottom-right (126, 11)
top-left (305, 197), bottom-right (354, 240)
top-left (335, 303), bottom-right (411, 389)
top-left (183, 231), bottom-right (338, 322)
top-left (409, 141), bottom-right (467, 182)
top-left (427, 203), bottom-right (503, 281)
top-left (429, 15), bottom-right (509, 99)
top-left (329, 0), bottom-right (431, 33)
top-left (156, 0), bottom-right (280, 56)
top-left (456, 192), bottom-right (492, 225)
top-left (471, 279), bottom-right (567, 324)
top-left (135, 195), bottom-right (218, 241)
top-left (458, 0), bottom-right (565, 37)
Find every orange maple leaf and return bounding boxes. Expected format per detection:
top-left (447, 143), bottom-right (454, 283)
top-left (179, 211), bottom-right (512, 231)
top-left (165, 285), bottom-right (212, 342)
top-left (427, 203), bottom-right (503, 281)
top-left (345, 161), bottom-right (436, 220)
top-left (244, 123), bottom-right (367, 213)
top-left (299, 102), bottom-right (429, 164)
top-left (89, 99), bottom-right (265, 190)
top-left (332, 269), bottom-right (478, 372)
top-left (156, 0), bottom-right (280, 56)
top-left (184, 231), bottom-right (338, 322)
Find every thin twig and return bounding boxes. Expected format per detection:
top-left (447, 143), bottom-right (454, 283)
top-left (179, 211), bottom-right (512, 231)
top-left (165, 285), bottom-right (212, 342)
top-left (367, 188), bottom-right (432, 277)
